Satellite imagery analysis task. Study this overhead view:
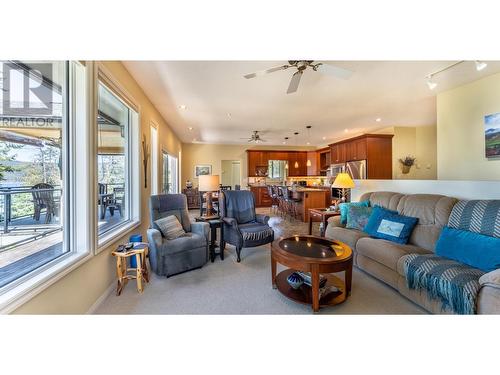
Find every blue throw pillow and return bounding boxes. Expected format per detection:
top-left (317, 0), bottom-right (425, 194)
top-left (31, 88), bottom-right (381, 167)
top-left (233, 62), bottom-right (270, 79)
top-left (339, 201), bottom-right (369, 225)
top-left (435, 226), bottom-right (500, 273)
top-left (364, 206), bottom-right (418, 244)
top-left (346, 206), bottom-right (373, 231)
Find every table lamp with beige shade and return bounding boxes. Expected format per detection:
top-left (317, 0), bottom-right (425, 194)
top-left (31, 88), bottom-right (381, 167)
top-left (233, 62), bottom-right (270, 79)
top-left (332, 172), bottom-right (355, 202)
top-left (198, 174), bottom-right (220, 217)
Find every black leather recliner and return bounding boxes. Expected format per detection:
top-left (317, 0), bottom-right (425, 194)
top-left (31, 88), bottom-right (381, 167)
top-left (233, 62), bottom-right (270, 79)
top-left (219, 190), bottom-right (274, 262)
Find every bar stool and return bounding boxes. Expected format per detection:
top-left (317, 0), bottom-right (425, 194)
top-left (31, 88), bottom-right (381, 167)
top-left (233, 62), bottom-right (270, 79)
top-left (287, 188), bottom-right (302, 221)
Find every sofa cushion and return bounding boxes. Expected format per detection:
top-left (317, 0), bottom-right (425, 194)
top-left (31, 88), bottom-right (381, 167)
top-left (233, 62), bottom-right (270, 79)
top-left (160, 232), bottom-right (206, 255)
top-left (346, 206), bottom-right (373, 231)
top-left (155, 215), bottom-right (186, 240)
top-left (339, 201), bottom-right (369, 225)
top-left (397, 194), bottom-right (457, 251)
top-left (364, 206), bottom-right (418, 244)
top-left (435, 226), bottom-right (500, 272)
top-left (327, 226), bottom-right (369, 252)
top-left (360, 191), bottom-right (404, 211)
top-left (357, 237), bottom-right (430, 272)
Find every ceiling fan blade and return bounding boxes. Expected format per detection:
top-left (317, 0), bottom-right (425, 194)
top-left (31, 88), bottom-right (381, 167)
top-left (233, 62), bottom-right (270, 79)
top-left (316, 62), bottom-right (353, 79)
top-left (244, 65), bottom-right (289, 79)
top-left (286, 71), bottom-right (303, 94)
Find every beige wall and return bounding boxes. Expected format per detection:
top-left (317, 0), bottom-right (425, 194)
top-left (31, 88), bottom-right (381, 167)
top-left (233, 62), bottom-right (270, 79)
top-left (372, 125), bottom-right (438, 180)
top-left (13, 61), bottom-right (182, 314)
top-left (437, 72), bottom-right (500, 180)
top-left (181, 143), bottom-right (315, 189)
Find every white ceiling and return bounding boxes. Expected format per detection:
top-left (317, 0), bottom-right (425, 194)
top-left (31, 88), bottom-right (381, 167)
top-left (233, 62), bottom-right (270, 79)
top-left (123, 61), bottom-right (500, 146)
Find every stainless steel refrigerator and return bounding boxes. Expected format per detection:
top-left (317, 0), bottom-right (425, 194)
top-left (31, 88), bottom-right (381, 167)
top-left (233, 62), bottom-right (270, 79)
top-left (346, 160), bottom-right (367, 179)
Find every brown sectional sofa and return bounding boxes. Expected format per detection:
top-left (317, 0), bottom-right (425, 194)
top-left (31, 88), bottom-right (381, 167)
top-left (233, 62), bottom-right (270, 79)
top-left (325, 191), bottom-right (500, 314)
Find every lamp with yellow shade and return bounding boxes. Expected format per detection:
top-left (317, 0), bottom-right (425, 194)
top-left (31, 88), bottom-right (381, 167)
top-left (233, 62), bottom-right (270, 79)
top-left (332, 172), bottom-right (355, 202)
top-left (198, 174), bottom-right (220, 217)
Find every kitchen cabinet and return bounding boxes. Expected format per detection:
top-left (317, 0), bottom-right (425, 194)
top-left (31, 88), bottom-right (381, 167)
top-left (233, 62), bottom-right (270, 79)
top-left (287, 152), bottom-right (307, 176)
top-left (328, 134), bottom-right (393, 179)
top-left (250, 186), bottom-right (272, 207)
top-left (247, 151), bottom-right (270, 177)
top-left (248, 150), bottom-right (321, 177)
top-left (346, 138), bottom-right (367, 161)
top-left (318, 148), bottom-right (331, 174)
top-left (330, 143), bottom-right (347, 164)
top-left (306, 151), bottom-right (319, 176)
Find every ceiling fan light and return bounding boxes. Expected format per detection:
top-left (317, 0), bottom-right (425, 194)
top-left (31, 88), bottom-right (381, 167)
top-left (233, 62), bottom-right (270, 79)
top-left (475, 61), bottom-right (487, 71)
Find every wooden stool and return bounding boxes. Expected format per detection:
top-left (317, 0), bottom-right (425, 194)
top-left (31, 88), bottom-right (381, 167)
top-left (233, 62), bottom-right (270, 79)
top-left (111, 243), bottom-right (150, 296)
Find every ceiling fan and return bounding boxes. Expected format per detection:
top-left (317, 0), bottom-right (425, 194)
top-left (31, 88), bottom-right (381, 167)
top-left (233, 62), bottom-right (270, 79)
top-left (244, 60), bottom-right (353, 94)
top-left (241, 131), bottom-right (267, 143)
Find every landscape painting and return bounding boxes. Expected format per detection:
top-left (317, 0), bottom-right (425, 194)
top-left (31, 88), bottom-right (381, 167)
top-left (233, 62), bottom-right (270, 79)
top-left (194, 164), bottom-right (212, 177)
top-left (485, 113), bottom-right (500, 158)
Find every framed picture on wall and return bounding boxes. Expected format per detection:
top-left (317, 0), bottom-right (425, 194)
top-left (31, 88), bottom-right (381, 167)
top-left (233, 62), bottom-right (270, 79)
top-left (194, 164), bottom-right (212, 177)
top-left (485, 113), bottom-right (500, 158)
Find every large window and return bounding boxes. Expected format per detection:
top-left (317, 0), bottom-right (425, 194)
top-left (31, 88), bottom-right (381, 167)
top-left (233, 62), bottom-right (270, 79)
top-left (96, 82), bottom-right (136, 237)
top-left (0, 60), bottom-right (86, 291)
top-left (162, 152), bottom-right (178, 193)
top-left (150, 125), bottom-right (158, 195)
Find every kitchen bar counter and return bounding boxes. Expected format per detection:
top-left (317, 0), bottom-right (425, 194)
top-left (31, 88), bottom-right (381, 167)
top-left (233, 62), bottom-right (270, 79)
top-left (290, 189), bottom-right (328, 222)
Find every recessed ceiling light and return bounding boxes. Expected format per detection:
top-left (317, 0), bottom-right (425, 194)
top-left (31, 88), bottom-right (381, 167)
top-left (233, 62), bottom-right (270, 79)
top-left (188, 127), bottom-right (193, 131)
top-left (179, 104), bottom-right (187, 110)
top-left (376, 118), bottom-right (382, 122)
top-left (322, 136), bottom-right (326, 140)
top-left (227, 113), bottom-right (232, 118)
top-left (344, 129), bottom-right (349, 133)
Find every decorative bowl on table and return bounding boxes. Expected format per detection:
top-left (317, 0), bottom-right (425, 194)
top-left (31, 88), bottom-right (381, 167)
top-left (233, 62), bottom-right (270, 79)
top-left (286, 272), bottom-right (304, 289)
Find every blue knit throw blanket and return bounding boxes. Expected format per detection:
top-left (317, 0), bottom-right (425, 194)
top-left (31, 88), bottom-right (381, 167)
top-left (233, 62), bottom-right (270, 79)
top-left (403, 254), bottom-right (485, 314)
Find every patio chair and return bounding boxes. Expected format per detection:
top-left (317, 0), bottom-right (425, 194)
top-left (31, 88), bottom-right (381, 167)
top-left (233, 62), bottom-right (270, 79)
top-left (109, 186), bottom-right (124, 217)
top-left (31, 183), bottom-right (59, 224)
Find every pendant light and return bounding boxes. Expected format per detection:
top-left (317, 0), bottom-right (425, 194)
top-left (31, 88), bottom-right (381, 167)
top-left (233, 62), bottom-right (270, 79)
top-left (306, 126), bottom-right (312, 167)
top-left (283, 137), bottom-right (289, 169)
top-left (294, 132), bottom-right (299, 168)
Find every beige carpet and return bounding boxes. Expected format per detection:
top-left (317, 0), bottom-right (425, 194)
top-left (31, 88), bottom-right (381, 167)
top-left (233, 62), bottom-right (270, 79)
top-left (95, 209), bottom-right (426, 314)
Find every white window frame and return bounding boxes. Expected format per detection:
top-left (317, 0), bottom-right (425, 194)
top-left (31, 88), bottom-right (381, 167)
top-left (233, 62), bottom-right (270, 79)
top-left (150, 122), bottom-right (158, 195)
top-left (95, 64), bottom-right (141, 253)
top-left (0, 61), bottom-right (92, 313)
top-left (162, 150), bottom-right (179, 194)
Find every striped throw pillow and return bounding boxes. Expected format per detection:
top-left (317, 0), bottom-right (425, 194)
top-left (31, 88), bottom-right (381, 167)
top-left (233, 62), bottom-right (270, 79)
top-left (155, 215), bottom-right (186, 240)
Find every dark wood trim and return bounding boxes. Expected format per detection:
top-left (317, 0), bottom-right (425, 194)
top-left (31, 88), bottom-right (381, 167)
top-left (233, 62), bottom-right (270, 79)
top-left (328, 133), bottom-right (393, 147)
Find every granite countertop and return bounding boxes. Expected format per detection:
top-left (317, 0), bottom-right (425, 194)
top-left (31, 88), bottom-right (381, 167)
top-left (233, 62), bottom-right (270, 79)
top-left (293, 188), bottom-right (328, 192)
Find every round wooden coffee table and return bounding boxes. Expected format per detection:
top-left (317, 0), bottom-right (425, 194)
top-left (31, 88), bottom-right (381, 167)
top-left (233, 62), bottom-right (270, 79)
top-left (271, 235), bottom-right (353, 312)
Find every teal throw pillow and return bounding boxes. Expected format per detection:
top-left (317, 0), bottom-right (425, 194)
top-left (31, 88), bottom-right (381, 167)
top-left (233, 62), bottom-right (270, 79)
top-left (339, 201), bottom-right (369, 225)
top-left (346, 206), bottom-right (373, 231)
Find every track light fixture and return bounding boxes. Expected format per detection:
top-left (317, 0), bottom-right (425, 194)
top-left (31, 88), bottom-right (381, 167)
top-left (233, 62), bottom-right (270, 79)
top-left (475, 61), bottom-right (487, 71)
top-left (426, 75), bottom-right (437, 90)
top-left (425, 60), bottom-right (488, 90)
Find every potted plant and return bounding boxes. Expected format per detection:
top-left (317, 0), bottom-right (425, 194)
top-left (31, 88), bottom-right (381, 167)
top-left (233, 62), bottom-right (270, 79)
top-left (399, 156), bottom-right (416, 174)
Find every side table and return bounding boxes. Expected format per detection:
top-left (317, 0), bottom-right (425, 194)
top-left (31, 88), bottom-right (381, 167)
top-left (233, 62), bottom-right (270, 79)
top-left (308, 208), bottom-right (341, 237)
top-left (195, 215), bottom-right (224, 262)
top-left (111, 242), bottom-right (150, 296)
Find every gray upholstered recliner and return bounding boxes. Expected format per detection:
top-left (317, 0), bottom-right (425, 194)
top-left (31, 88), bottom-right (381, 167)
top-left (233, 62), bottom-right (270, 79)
top-left (219, 190), bottom-right (274, 262)
top-left (147, 194), bottom-right (210, 277)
